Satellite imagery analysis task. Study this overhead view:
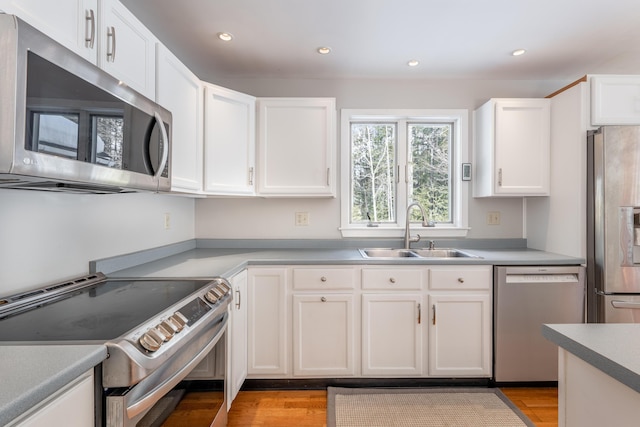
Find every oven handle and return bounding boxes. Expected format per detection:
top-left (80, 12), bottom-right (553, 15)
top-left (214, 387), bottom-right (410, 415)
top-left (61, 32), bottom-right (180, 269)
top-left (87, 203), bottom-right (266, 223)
top-left (126, 317), bottom-right (226, 419)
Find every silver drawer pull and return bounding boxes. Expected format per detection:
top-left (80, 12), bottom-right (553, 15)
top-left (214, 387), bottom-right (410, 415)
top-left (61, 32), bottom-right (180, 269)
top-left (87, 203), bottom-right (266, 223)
top-left (458, 278), bottom-right (464, 283)
top-left (321, 297), bottom-right (327, 302)
top-left (389, 277), bottom-right (396, 283)
top-left (320, 276), bottom-right (327, 282)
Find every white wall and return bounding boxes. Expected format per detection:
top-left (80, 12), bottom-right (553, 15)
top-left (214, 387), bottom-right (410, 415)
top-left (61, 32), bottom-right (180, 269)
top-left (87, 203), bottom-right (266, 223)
top-left (196, 77), bottom-right (568, 240)
top-left (0, 190), bottom-right (195, 294)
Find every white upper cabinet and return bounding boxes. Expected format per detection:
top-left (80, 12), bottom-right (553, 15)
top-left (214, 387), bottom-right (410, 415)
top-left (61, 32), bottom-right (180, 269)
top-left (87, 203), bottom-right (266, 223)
top-left (256, 98), bottom-right (336, 197)
top-left (204, 84), bottom-right (256, 196)
top-left (98, 0), bottom-right (157, 99)
top-left (0, 0), bottom-right (99, 63)
top-left (591, 75), bottom-right (640, 125)
top-left (0, 0), bottom-right (157, 99)
top-left (473, 98), bottom-right (550, 197)
top-left (156, 43), bottom-right (203, 193)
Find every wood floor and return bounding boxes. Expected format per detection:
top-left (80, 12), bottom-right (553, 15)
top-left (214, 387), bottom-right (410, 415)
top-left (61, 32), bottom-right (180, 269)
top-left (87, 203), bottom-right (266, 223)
top-left (226, 387), bottom-right (558, 427)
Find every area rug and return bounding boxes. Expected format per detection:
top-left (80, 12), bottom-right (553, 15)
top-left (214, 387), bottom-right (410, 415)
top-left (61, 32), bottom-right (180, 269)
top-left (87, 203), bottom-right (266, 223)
top-left (327, 387), bottom-right (535, 427)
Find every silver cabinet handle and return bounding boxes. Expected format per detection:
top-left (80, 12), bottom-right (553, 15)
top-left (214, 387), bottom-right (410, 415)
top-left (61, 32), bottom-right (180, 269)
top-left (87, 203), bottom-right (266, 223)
top-left (85, 9), bottom-right (95, 48)
top-left (235, 289), bottom-right (241, 309)
top-left (107, 26), bottom-right (117, 62)
top-left (498, 168), bottom-right (503, 187)
top-left (432, 304), bottom-right (436, 325)
top-left (321, 297), bottom-right (327, 302)
top-left (320, 276), bottom-right (327, 282)
top-left (326, 168), bottom-right (330, 186)
top-left (249, 167), bottom-right (254, 185)
top-left (417, 303), bottom-right (421, 324)
top-left (389, 277), bottom-right (396, 283)
top-left (457, 278), bottom-right (464, 283)
top-left (611, 300), bottom-right (640, 309)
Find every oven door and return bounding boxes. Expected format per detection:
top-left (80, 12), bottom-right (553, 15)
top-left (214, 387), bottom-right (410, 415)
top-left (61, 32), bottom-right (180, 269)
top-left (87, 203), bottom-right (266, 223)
top-left (104, 313), bottom-right (227, 427)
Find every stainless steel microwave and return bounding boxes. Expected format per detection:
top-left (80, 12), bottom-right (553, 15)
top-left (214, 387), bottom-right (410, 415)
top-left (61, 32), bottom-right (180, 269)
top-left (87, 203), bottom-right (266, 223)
top-left (0, 14), bottom-right (171, 193)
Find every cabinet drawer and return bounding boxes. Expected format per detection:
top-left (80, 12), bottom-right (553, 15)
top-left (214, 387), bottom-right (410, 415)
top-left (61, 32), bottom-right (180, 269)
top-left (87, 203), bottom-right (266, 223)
top-left (292, 267), bottom-right (356, 290)
top-left (362, 268), bottom-right (424, 290)
top-left (429, 266), bottom-right (492, 290)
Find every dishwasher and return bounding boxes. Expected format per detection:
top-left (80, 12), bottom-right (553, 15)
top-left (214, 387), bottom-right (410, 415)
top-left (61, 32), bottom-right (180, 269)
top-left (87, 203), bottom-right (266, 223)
top-left (494, 265), bottom-right (585, 383)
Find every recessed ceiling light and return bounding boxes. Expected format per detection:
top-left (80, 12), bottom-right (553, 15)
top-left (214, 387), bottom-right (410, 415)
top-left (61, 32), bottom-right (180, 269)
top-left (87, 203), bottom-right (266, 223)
top-left (317, 47), bottom-right (331, 55)
top-left (217, 32), bottom-right (233, 42)
top-left (512, 49), bottom-right (526, 56)
top-left (407, 60), bottom-right (419, 67)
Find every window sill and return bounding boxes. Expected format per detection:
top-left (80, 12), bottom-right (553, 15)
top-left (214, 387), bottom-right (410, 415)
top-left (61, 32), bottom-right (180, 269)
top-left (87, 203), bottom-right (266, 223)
top-left (339, 226), bottom-right (470, 239)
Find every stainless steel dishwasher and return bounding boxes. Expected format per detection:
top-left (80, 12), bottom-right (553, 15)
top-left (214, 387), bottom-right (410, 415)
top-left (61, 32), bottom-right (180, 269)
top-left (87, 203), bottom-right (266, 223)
top-left (494, 265), bottom-right (585, 383)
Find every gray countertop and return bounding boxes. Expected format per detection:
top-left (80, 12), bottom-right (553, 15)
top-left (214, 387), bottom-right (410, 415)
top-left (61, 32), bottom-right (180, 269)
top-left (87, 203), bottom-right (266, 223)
top-left (101, 246), bottom-right (585, 279)
top-left (542, 324), bottom-right (640, 393)
top-left (0, 344), bottom-right (107, 426)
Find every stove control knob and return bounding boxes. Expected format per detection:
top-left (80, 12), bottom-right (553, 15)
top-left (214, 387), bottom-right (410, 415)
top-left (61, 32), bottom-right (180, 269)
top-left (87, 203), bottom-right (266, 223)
top-left (205, 290), bottom-right (219, 304)
top-left (170, 312), bottom-right (188, 332)
top-left (216, 283), bottom-right (229, 296)
top-left (157, 320), bottom-right (178, 340)
top-left (139, 328), bottom-right (165, 352)
top-left (212, 287), bottom-right (225, 299)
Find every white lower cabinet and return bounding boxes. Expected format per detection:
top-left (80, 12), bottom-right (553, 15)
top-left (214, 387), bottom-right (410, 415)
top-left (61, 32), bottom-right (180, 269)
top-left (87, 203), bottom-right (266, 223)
top-left (361, 293), bottom-right (423, 376)
top-left (247, 267), bottom-right (289, 376)
top-left (229, 270), bottom-right (248, 406)
top-left (428, 265), bottom-right (493, 377)
top-left (428, 294), bottom-right (492, 376)
top-left (9, 370), bottom-right (94, 427)
top-left (292, 294), bottom-right (355, 376)
top-left (246, 264), bottom-right (492, 379)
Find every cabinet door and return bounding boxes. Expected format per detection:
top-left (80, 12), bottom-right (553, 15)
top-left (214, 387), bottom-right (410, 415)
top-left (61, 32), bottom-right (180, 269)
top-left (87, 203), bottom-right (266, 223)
top-left (229, 270), bottom-right (248, 405)
top-left (494, 99), bottom-right (550, 195)
top-left (591, 75), bottom-right (640, 125)
top-left (428, 294), bottom-right (491, 377)
top-left (361, 294), bottom-right (423, 376)
top-left (99, 0), bottom-right (156, 99)
top-left (204, 84), bottom-right (256, 195)
top-left (256, 98), bottom-right (336, 197)
top-left (292, 294), bottom-right (354, 376)
top-left (247, 268), bottom-right (289, 375)
top-left (474, 98), bottom-right (550, 197)
top-left (0, 0), bottom-right (98, 63)
top-left (156, 43), bottom-right (203, 193)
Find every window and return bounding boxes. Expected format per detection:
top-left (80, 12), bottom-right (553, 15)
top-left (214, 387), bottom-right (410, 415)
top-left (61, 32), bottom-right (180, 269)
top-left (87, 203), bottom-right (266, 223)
top-left (340, 109), bottom-right (469, 238)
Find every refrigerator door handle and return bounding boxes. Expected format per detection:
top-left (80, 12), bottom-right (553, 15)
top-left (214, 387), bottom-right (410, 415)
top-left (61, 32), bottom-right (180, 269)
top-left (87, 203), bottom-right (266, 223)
top-left (611, 300), bottom-right (640, 309)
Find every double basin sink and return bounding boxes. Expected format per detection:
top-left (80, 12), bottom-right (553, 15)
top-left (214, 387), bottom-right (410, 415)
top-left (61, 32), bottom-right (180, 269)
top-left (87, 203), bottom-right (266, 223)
top-left (359, 248), bottom-right (481, 259)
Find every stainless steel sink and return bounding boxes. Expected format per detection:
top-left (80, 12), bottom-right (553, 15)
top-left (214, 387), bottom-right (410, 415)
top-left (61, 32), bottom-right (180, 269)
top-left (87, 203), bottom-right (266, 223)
top-left (411, 248), bottom-right (480, 258)
top-left (359, 248), bottom-right (420, 258)
top-left (359, 248), bottom-right (481, 259)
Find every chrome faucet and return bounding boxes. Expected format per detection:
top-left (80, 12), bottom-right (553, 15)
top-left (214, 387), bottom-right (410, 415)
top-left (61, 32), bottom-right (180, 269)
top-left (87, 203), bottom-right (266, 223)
top-left (404, 202), bottom-right (432, 249)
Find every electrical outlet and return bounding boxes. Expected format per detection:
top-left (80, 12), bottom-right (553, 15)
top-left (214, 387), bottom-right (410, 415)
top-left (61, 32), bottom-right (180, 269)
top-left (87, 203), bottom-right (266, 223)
top-left (164, 212), bottom-right (171, 230)
top-left (487, 211), bottom-right (500, 225)
top-left (295, 212), bottom-right (309, 226)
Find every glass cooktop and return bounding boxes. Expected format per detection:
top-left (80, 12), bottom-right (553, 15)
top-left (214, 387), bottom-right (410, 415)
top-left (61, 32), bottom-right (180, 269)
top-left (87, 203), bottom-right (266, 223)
top-left (0, 278), bottom-right (211, 342)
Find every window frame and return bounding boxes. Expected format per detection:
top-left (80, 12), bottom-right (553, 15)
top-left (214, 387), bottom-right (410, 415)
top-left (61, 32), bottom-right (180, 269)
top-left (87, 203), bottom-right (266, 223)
top-left (340, 109), bottom-right (470, 238)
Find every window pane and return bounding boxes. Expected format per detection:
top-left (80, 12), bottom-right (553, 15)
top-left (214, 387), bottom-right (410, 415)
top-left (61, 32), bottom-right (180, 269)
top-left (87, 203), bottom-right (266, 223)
top-left (408, 123), bottom-right (452, 223)
top-left (351, 123), bottom-right (396, 223)
top-left (28, 112), bottom-right (80, 159)
top-left (93, 116), bottom-right (123, 169)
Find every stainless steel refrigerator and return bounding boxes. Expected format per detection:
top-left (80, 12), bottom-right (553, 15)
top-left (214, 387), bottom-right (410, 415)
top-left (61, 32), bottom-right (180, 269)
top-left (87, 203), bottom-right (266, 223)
top-left (587, 126), bottom-right (640, 322)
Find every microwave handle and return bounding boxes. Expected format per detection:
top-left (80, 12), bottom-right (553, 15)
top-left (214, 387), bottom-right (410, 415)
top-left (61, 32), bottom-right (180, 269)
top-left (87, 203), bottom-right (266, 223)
top-left (153, 112), bottom-right (169, 179)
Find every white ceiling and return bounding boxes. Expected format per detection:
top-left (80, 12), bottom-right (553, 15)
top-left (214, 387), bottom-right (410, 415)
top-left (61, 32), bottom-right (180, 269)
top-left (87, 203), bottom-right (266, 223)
top-left (120, 0), bottom-right (640, 82)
